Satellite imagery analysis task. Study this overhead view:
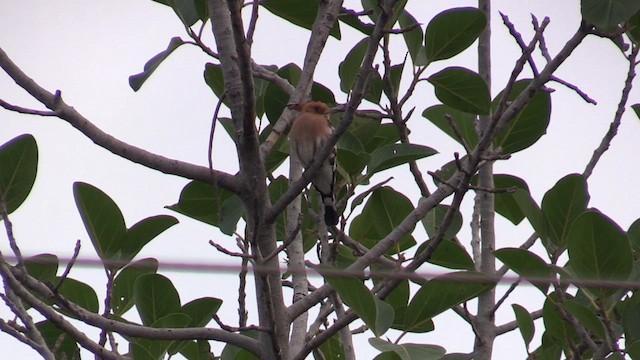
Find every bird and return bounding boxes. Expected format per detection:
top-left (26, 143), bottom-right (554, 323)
top-left (287, 101), bottom-right (339, 226)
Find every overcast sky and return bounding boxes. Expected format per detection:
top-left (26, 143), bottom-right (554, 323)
top-left (2, 1), bottom-right (640, 359)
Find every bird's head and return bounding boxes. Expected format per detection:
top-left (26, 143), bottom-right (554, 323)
top-left (287, 101), bottom-right (329, 115)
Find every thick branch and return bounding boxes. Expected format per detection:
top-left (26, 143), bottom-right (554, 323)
top-left (0, 46), bottom-right (239, 193)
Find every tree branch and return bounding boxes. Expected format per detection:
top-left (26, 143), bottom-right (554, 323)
top-left (0, 46), bottom-right (240, 194)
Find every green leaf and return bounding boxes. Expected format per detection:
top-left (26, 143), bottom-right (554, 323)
top-left (153, 0), bottom-right (202, 27)
top-left (623, 291), bottom-right (640, 343)
top-left (563, 300), bottom-right (606, 340)
top-left (391, 306), bottom-right (434, 333)
top-left (179, 340), bottom-right (213, 360)
top-left (168, 180), bottom-right (243, 235)
top-left (491, 174), bottom-right (529, 224)
top-left (428, 67), bottom-right (490, 115)
top-left (36, 320), bottom-right (79, 360)
top-left (337, 131), bottom-right (369, 177)
top-left (543, 292), bottom-right (579, 345)
top-left (204, 62), bottom-right (225, 102)
top-left (369, 338), bottom-right (446, 360)
top-left (512, 188), bottom-right (549, 243)
top-left (628, 340), bottom-right (640, 360)
top-left (367, 144), bottom-right (437, 176)
top-left (425, 7), bottom-right (487, 62)
top-left (407, 272), bottom-right (492, 325)
top-left (630, 13), bottom-right (640, 45)
top-left (567, 210), bottom-right (633, 298)
top-left (24, 254), bottom-right (58, 283)
top-left (581, 0), bottom-right (640, 29)
top-left (512, 304), bottom-right (535, 350)
top-left (421, 204), bottom-right (463, 240)
top-left (74, 182), bottom-right (127, 263)
top-left (324, 271), bottom-right (393, 336)
top-left (264, 63), bottom-right (300, 123)
top-left (0, 134), bottom-right (38, 214)
top-left (113, 258), bottom-right (159, 316)
top-left (220, 330), bottom-right (259, 360)
top-left (495, 248), bottom-right (552, 294)
top-left (169, 297), bottom-right (223, 355)
top-left (123, 215), bottom-right (178, 265)
top-left (399, 11), bottom-right (427, 66)
top-left (56, 277), bottom-right (100, 313)
top-left (541, 174), bottom-right (589, 251)
top-left (492, 80), bottom-right (551, 154)
top-left (131, 313), bottom-right (191, 360)
top-left (339, 38), bottom-right (369, 93)
top-left (422, 104), bottom-right (478, 148)
top-left (349, 187), bottom-right (416, 255)
top-left (629, 218), bottom-right (640, 253)
top-left (129, 37), bottom-right (183, 91)
top-left (313, 334), bottom-right (345, 360)
top-left (134, 274), bottom-right (181, 326)
top-left (419, 239), bottom-right (474, 271)
top-left (262, 0), bottom-right (341, 39)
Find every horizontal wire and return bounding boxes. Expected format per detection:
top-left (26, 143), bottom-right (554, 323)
top-left (4, 254), bottom-right (640, 292)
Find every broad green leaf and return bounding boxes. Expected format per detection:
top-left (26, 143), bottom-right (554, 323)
top-left (512, 304), bottom-right (534, 350)
top-left (349, 187), bottom-right (416, 255)
top-left (264, 63), bottom-right (300, 123)
top-left (129, 37), bottom-right (183, 91)
top-left (338, 6), bottom-right (375, 35)
top-left (389, 63), bottom-right (404, 98)
top-left (418, 239), bottom-right (475, 271)
top-left (153, 0), bottom-right (201, 27)
top-left (74, 182), bottom-right (127, 262)
top-left (369, 338), bottom-right (446, 360)
top-left (339, 38), bottom-right (369, 93)
top-left (421, 204), bottom-right (463, 240)
top-left (490, 174), bottom-right (529, 224)
top-left (113, 258), bottom-right (159, 316)
top-left (428, 67), bottom-right (490, 115)
top-left (262, 0), bottom-right (341, 39)
top-left (36, 320), bottom-right (79, 360)
top-left (407, 272), bottom-right (492, 325)
top-left (24, 254), bottom-right (58, 283)
top-left (219, 330), bottom-right (259, 360)
top-left (361, 0), bottom-right (408, 26)
top-left (422, 104), bottom-right (478, 148)
top-left (324, 271), bottom-right (393, 336)
top-left (399, 10), bottom-right (427, 66)
top-left (372, 269), bottom-right (409, 311)
top-left (365, 71), bottom-right (384, 104)
top-left (204, 62), bottom-right (225, 102)
top-left (567, 210), bottom-right (633, 298)
top-left (134, 274), bottom-right (181, 326)
top-left (629, 218), bottom-right (640, 253)
top-left (543, 292), bottom-right (579, 346)
top-left (581, 0), bottom-right (640, 29)
top-left (168, 180), bottom-right (243, 235)
top-left (178, 340), bottom-right (213, 360)
top-left (630, 13), bottom-right (640, 45)
top-left (168, 297), bottom-right (223, 355)
top-left (493, 80), bottom-right (551, 154)
top-left (512, 188), bottom-right (549, 243)
top-left (563, 300), bottom-right (606, 340)
top-left (269, 176), bottom-right (288, 241)
top-left (56, 277), bottom-right (100, 313)
top-left (425, 7), bottom-right (486, 62)
top-left (391, 305), bottom-right (434, 333)
top-left (0, 134), bottom-right (38, 214)
top-left (365, 124), bottom-right (401, 153)
top-left (367, 144), bottom-right (437, 175)
top-left (122, 215), bottom-right (178, 266)
top-left (632, 103), bottom-right (640, 119)
top-left (313, 334), bottom-right (345, 360)
top-left (624, 291), bottom-right (640, 343)
top-left (495, 248), bottom-right (552, 294)
top-left (628, 340), bottom-right (640, 360)
top-left (131, 313), bottom-right (191, 360)
top-left (337, 131), bottom-right (369, 177)
top-left (541, 174), bottom-right (589, 251)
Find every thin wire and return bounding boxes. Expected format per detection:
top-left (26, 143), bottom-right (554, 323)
top-left (6, 254), bottom-right (640, 291)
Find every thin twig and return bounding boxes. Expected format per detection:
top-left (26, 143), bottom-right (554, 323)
top-left (212, 314), bottom-right (270, 333)
top-left (532, 15), bottom-right (552, 62)
top-left (549, 75), bottom-right (597, 104)
top-left (491, 278), bottom-right (520, 315)
top-left (0, 98), bottom-right (57, 116)
top-left (445, 114), bottom-right (472, 154)
top-left (53, 240), bottom-right (81, 292)
top-left (209, 240), bottom-right (254, 258)
top-left (264, 216), bottom-right (302, 262)
top-left (583, 44), bottom-right (639, 179)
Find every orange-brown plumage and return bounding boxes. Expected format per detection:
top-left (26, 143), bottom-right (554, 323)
top-left (288, 101), bottom-right (338, 226)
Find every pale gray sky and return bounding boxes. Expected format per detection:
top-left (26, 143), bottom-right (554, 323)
top-left (1, 1), bottom-right (640, 359)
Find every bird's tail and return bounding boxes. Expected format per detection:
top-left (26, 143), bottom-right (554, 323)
top-left (319, 191), bottom-right (338, 226)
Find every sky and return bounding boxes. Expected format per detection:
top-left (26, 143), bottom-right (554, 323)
top-left (1, 0), bottom-right (640, 359)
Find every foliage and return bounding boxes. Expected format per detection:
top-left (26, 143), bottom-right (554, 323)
top-left (1, 1), bottom-right (640, 359)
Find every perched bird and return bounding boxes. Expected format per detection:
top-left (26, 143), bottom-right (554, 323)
top-left (288, 101), bottom-right (338, 226)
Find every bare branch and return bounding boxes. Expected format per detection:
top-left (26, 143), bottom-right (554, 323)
top-left (0, 98), bottom-right (56, 116)
top-left (583, 45), bottom-right (638, 179)
top-left (0, 46), bottom-right (240, 194)
top-left (52, 240), bottom-right (81, 292)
